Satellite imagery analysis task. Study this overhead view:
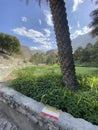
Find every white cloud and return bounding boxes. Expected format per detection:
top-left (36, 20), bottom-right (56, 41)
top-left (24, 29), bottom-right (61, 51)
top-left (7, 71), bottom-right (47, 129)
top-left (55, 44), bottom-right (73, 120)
top-left (44, 10), bottom-right (53, 27)
top-left (73, 0), bottom-right (84, 12)
top-left (40, 44), bottom-right (53, 50)
top-left (69, 25), bottom-right (73, 30)
top-left (12, 26), bottom-right (53, 50)
top-left (30, 44), bottom-right (53, 50)
top-left (77, 21), bottom-right (80, 28)
top-left (30, 46), bottom-right (39, 50)
top-left (39, 19), bottom-right (42, 25)
top-left (44, 28), bottom-right (51, 37)
top-left (21, 17), bottom-right (27, 22)
top-left (71, 26), bottom-right (92, 39)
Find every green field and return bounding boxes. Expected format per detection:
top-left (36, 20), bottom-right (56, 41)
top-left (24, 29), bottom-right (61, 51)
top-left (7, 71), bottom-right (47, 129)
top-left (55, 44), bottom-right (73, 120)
top-left (76, 67), bottom-right (98, 75)
top-left (10, 65), bottom-right (98, 124)
top-left (15, 65), bottom-right (98, 77)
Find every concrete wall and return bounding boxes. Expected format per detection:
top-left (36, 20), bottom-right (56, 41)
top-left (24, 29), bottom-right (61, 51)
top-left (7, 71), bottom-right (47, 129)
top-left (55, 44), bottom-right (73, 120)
top-left (0, 84), bottom-right (98, 130)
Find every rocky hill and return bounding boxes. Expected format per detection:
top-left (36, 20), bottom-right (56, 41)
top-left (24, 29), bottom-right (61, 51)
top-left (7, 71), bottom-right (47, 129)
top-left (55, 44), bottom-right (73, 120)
top-left (20, 45), bottom-right (32, 60)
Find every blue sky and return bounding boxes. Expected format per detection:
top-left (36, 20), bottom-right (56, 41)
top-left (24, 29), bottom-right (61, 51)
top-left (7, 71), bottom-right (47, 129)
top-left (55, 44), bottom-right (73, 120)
top-left (0, 0), bottom-right (97, 50)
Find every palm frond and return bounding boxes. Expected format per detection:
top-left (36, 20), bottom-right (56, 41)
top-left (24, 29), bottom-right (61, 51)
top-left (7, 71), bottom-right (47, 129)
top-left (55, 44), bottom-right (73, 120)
top-left (38, 0), bottom-right (49, 6)
top-left (26, 0), bottom-right (29, 5)
top-left (91, 26), bottom-right (98, 37)
top-left (92, 0), bottom-right (98, 4)
top-left (26, 0), bottom-right (49, 6)
top-left (90, 17), bottom-right (98, 27)
top-left (90, 8), bottom-right (98, 18)
top-left (89, 3), bottom-right (98, 37)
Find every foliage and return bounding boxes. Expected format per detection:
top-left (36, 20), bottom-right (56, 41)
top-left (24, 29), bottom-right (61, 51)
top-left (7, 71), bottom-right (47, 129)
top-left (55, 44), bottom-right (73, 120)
top-left (30, 51), bottom-right (59, 65)
top-left (46, 51), bottom-right (59, 65)
top-left (30, 53), bottom-right (45, 65)
top-left (74, 1), bottom-right (98, 67)
top-left (9, 65), bottom-right (98, 125)
top-left (74, 42), bottom-right (98, 67)
top-left (89, 1), bottom-right (98, 37)
top-left (0, 33), bottom-right (21, 55)
top-left (30, 41), bottom-right (98, 67)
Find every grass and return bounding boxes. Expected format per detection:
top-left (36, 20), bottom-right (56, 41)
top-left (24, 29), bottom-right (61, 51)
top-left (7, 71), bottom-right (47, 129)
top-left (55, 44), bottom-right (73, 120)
top-left (76, 67), bottom-right (98, 75)
top-left (10, 65), bottom-right (98, 125)
top-left (14, 64), bottom-right (98, 77)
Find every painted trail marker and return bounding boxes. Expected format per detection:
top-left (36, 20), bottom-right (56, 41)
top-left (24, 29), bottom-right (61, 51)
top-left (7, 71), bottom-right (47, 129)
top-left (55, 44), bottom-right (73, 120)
top-left (41, 106), bottom-right (60, 121)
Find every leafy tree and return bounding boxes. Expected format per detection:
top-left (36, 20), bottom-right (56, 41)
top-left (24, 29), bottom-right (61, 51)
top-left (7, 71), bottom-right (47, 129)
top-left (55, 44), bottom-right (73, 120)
top-left (0, 33), bottom-right (21, 55)
top-left (30, 51), bottom-right (59, 65)
top-left (46, 52), bottom-right (59, 65)
top-left (82, 43), bottom-right (94, 63)
top-left (74, 42), bottom-right (98, 66)
top-left (25, 0), bottom-right (78, 91)
top-left (7, 36), bottom-right (21, 55)
top-left (0, 33), bottom-right (5, 52)
top-left (81, 49), bottom-right (91, 62)
top-left (93, 41), bottom-right (98, 63)
top-left (30, 53), bottom-right (46, 65)
top-left (74, 47), bottom-right (83, 62)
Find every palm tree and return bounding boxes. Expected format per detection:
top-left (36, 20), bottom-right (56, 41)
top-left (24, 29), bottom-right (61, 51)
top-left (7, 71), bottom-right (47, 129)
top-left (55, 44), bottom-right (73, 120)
top-left (26, 0), bottom-right (78, 91)
top-left (90, 0), bottom-right (98, 38)
top-left (92, 0), bottom-right (98, 4)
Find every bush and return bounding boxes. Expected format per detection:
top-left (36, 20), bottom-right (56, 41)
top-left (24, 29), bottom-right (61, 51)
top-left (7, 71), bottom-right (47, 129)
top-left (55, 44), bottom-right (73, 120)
top-left (9, 72), bottom-right (98, 125)
top-left (0, 33), bottom-right (21, 55)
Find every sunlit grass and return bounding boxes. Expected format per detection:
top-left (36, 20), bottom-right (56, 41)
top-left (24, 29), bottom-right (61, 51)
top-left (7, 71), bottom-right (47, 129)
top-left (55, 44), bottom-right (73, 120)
top-left (14, 64), bottom-right (98, 77)
top-left (76, 67), bottom-right (98, 75)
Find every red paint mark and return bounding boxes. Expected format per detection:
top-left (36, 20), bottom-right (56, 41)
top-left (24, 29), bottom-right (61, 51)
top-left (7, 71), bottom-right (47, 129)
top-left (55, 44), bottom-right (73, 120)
top-left (41, 112), bottom-right (59, 121)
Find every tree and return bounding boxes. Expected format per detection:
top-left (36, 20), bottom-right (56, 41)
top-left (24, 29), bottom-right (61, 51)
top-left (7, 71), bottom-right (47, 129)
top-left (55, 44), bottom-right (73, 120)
top-left (93, 41), bottom-right (98, 63)
top-left (26, 0), bottom-right (78, 91)
top-left (74, 47), bottom-right (83, 62)
top-left (0, 33), bottom-right (21, 55)
top-left (90, 0), bottom-right (98, 38)
top-left (30, 52), bottom-right (46, 65)
top-left (74, 42), bottom-right (98, 66)
top-left (46, 50), bottom-right (58, 65)
top-left (92, 0), bottom-right (98, 4)
top-left (0, 33), bottom-right (5, 52)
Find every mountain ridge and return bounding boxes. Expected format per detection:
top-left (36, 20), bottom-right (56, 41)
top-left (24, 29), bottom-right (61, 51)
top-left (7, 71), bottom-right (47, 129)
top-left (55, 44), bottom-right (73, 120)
top-left (72, 32), bottom-right (97, 51)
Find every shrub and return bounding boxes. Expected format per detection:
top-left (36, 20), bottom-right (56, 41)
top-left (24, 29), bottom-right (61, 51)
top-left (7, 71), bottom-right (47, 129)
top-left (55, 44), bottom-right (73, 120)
top-left (9, 71), bottom-right (98, 125)
top-left (0, 33), bottom-right (21, 55)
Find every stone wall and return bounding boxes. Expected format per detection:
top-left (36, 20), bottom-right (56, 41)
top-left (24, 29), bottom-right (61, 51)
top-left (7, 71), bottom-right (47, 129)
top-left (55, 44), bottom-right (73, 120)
top-left (0, 84), bottom-right (98, 130)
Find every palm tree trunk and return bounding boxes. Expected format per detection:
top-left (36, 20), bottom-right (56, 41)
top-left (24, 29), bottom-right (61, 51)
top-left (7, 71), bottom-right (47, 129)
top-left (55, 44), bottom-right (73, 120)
top-left (49, 0), bottom-right (78, 91)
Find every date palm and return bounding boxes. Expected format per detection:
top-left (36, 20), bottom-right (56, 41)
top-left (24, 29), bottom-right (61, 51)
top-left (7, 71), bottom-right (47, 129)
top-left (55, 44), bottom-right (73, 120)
top-left (26, 0), bottom-right (78, 91)
top-left (90, 0), bottom-right (98, 38)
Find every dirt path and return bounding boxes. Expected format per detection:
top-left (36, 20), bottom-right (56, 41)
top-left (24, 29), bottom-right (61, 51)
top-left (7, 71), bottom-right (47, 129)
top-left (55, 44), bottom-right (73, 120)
top-left (0, 63), bottom-right (33, 83)
top-left (0, 66), bottom-right (14, 82)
